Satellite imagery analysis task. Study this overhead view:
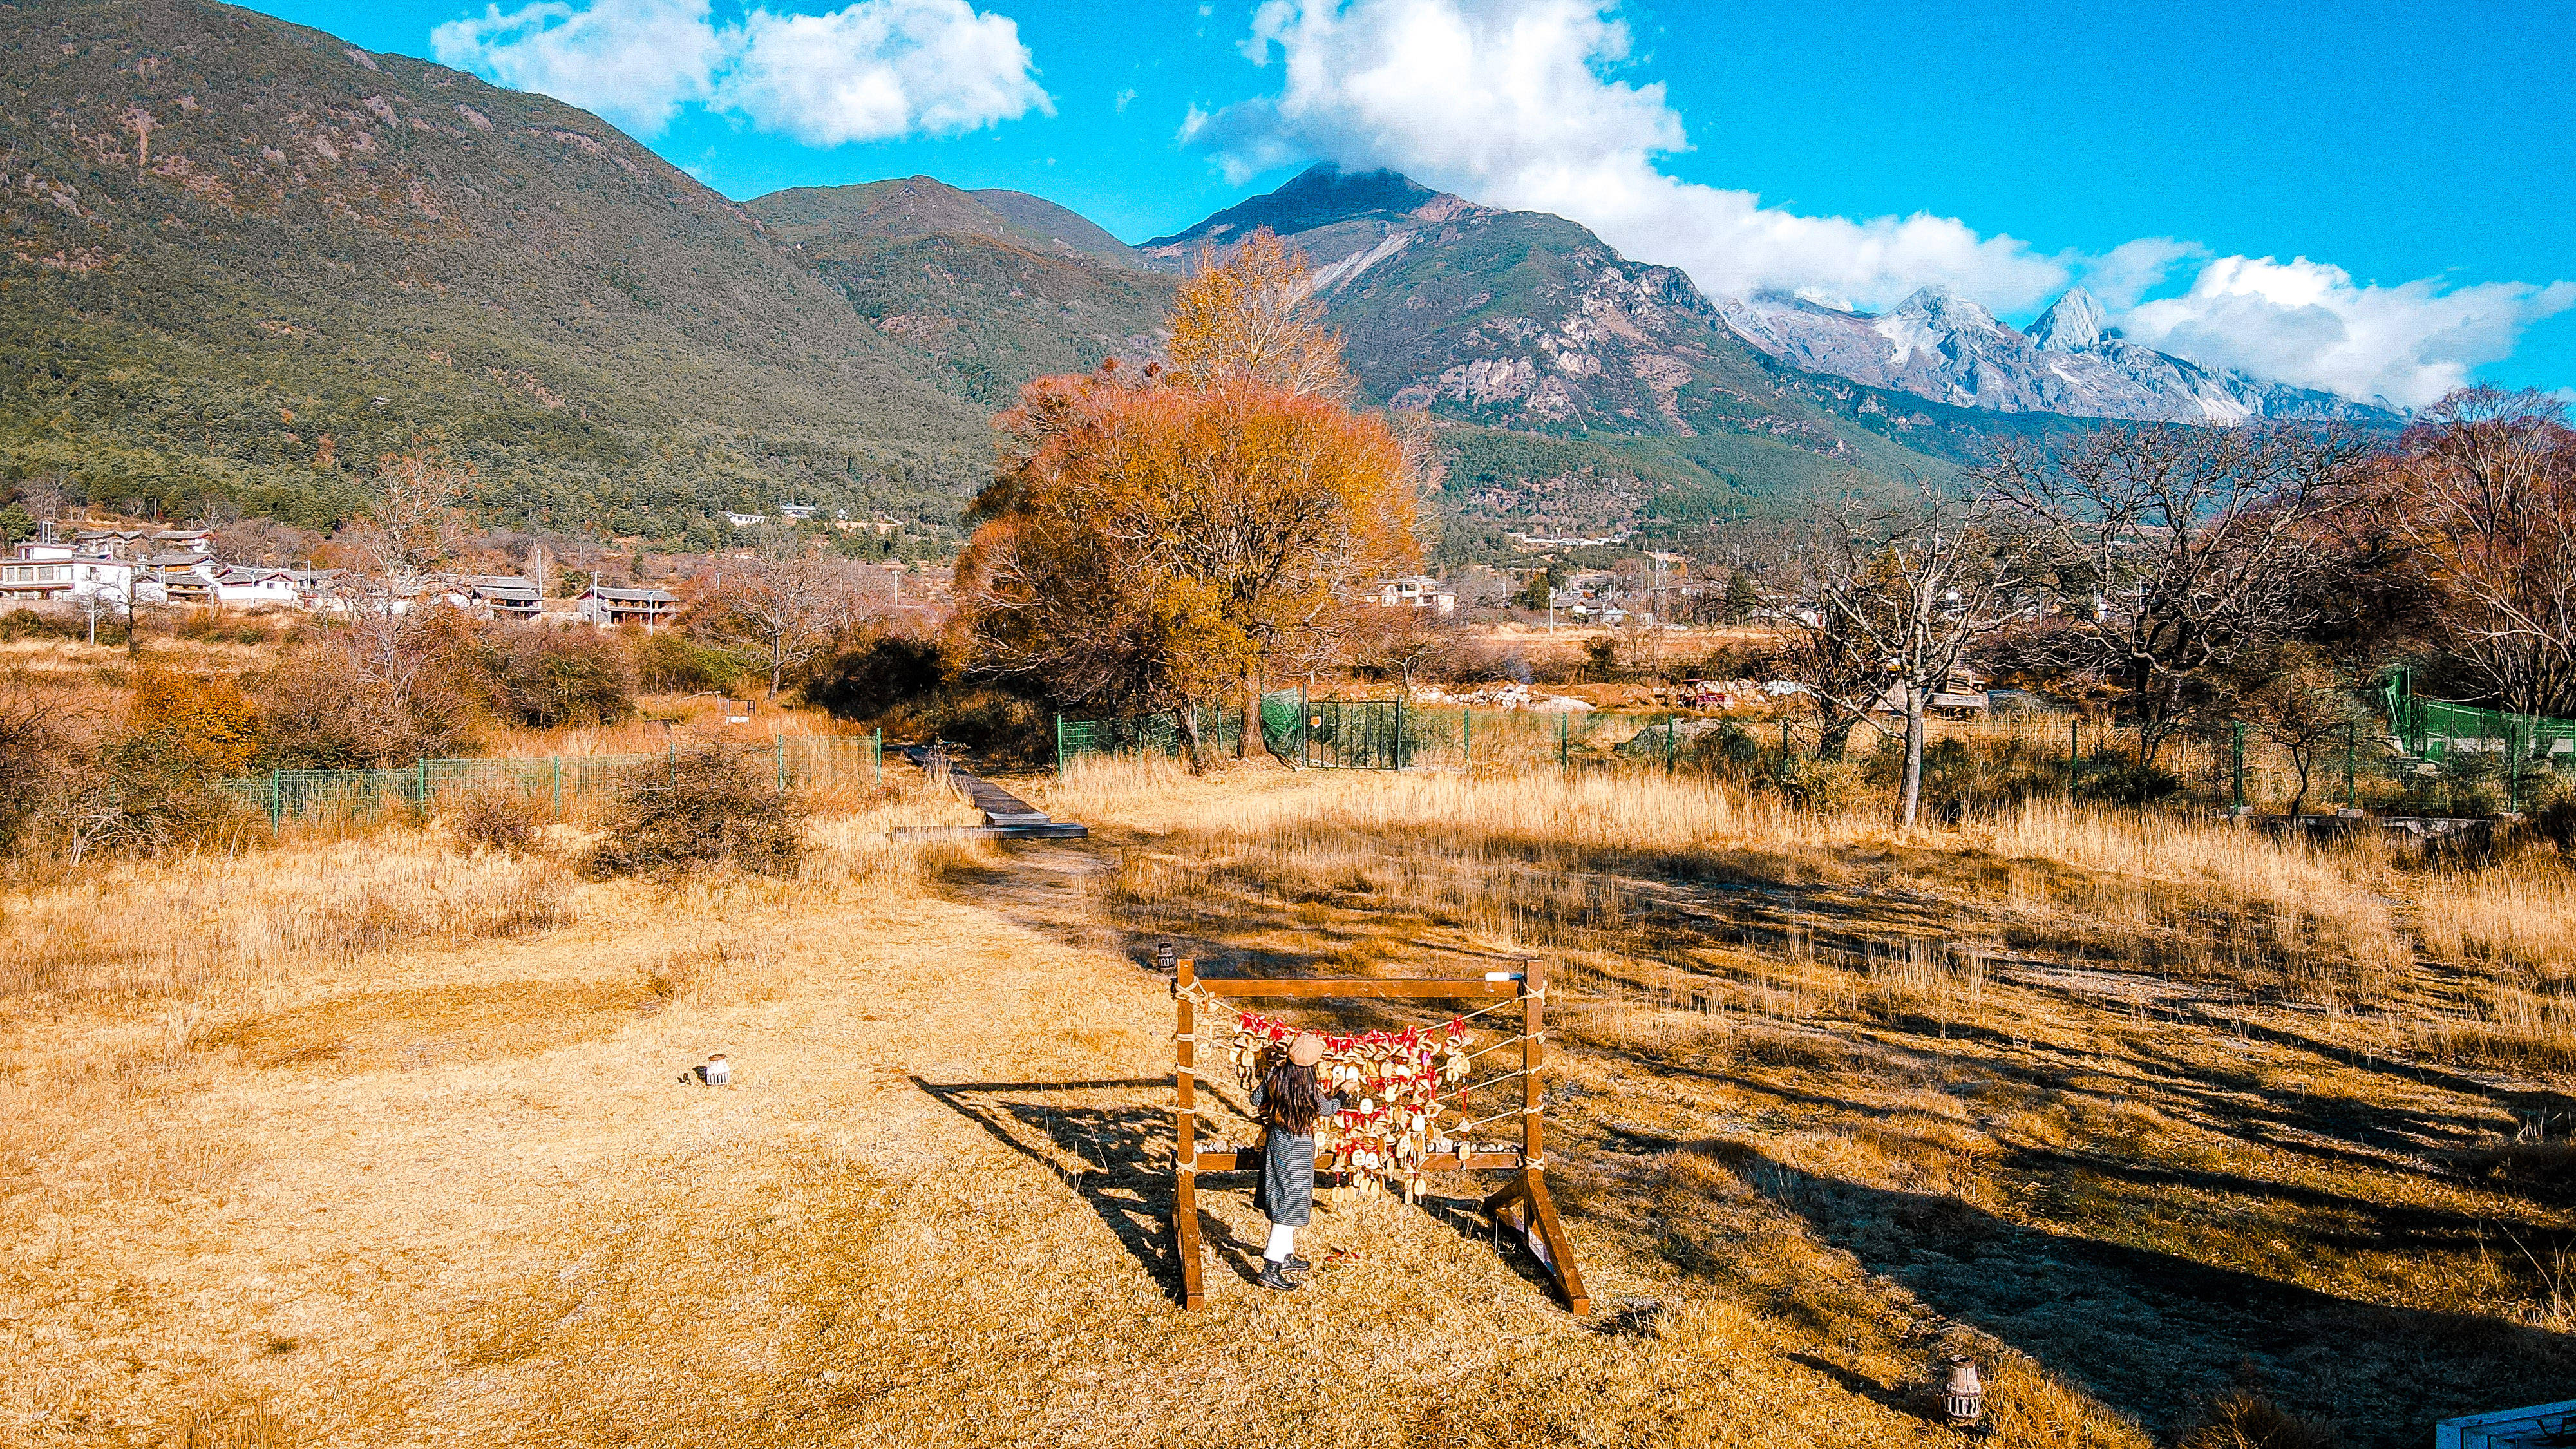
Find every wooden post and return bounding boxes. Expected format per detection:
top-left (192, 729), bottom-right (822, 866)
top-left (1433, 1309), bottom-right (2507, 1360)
top-left (1173, 956), bottom-right (1204, 1309)
top-left (1489, 959), bottom-right (1589, 1314)
top-left (1520, 961), bottom-right (1543, 1166)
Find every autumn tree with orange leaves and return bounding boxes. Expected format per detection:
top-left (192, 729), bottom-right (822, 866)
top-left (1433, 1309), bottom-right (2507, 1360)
top-left (957, 231), bottom-right (1419, 766)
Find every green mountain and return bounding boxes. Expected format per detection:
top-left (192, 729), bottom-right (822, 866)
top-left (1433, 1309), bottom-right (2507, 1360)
top-left (0, 0), bottom-right (993, 541)
top-left (1144, 164), bottom-right (2079, 545)
top-left (0, 0), bottom-right (2056, 554)
top-left (744, 178), bottom-right (1172, 410)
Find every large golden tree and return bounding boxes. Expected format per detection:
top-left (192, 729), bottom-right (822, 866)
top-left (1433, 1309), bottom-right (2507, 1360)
top-left (957, 234), bottom-right (1419, 763)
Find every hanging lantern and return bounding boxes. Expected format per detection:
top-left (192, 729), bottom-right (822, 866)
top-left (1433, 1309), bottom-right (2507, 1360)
top-left (1940, 1357), bottom-right (1984, 1429)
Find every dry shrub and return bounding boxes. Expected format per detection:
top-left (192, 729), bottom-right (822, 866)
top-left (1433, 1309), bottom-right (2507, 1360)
top-left (460, 624), bottom-right (636, 728)
top-left (0, 690), bottom-right (61, 851)
top-left (585, 744), bottom-right (808, 878)
top-left (1772, 753), bottom-right (1870, 811)
top-left (247, 643), bottom-right (477, 768)
top-left (2178, 1390), bottom-right (2339, 1449)
top-left (443, 785), bottom-right (544, 857)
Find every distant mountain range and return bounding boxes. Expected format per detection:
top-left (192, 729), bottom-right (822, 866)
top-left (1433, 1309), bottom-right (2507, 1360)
top-left (1716, 286), bottom-right (2398, 426)
top-left (0, 0), bottom-right (2390, 554)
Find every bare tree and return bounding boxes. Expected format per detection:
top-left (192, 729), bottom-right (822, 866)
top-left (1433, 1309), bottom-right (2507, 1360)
top-left (1354, 602), bottom-right (1458, 697)
top-left (339, 451), bottom-right (469, 729)
top-left (1786, 480), bottom-right (2023, 828)
top-left (698, 528), bottom-right (864, 696)
top-left (2231, 643), bottom-right (2372, 819)
top-left (2383, 388), bottom-right (2576, 716)
top-left (1977, 423), bottom-right (2368, 762)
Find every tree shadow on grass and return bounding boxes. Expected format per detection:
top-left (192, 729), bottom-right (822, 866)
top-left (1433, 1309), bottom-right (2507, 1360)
top-left (911, 1075), bottom-right (1211, 1302)
top-left (1711, 1144), bottom-right (2576, 1449)
top-left (911, 1074), bottom-right (1569, 1308)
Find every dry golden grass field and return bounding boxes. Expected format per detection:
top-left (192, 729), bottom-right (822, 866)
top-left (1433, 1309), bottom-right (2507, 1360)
top-left (3, 757), bottom-right (2571, 1447)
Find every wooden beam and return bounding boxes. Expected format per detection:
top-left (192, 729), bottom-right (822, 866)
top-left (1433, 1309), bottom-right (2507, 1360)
top-left (1192, 976), bottom-right (1520, 1000)
top-left (1523, 1171), bottom-right (1590, 1315)
top-left (1189, 1148), bottom-right (1524, 1173)
top-left (1175, 956), bottom-right (1203, 1309)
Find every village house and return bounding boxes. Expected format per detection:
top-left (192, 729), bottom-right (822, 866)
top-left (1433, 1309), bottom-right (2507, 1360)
top-left (209, 565), bottom-right (306, 609)
top-left (575, 584), bottom-right (680, 629)
top-left (1369, 575), bottom-right (1457, 613)
top-left (455, 574), bottom-right (543, 621)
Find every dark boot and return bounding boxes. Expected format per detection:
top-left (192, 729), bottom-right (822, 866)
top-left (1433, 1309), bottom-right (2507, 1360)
top-left (1256, 1259), bottom-right (1299, 1291)
top-left (1282, 1253), bottom-right (1312, 1271)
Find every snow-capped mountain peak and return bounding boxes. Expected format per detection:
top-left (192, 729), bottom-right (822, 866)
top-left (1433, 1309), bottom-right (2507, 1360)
top-left (2026, 287), bottom-right (2108, 353)
top-left (1713, 284), bottom-right (2393, 426)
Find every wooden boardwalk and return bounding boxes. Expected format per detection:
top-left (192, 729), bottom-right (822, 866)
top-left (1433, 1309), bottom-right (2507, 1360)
top-left (893, 746), bottom-right (1089, 839)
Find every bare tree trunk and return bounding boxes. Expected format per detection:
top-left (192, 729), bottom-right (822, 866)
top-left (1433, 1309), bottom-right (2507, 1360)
top-left (1177, 703), bottom-right (1205, 773)
top-left (1898, 687), bottom-right (1927, 828)
top-left (1817, 713), bottom-right (1855, 761)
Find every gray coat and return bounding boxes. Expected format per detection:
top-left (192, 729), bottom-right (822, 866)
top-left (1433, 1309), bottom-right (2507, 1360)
top-left (1249, 1085), bottom-right (1342, 1227)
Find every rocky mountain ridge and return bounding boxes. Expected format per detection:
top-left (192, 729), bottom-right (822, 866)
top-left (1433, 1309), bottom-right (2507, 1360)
top-left (1159, 166), bottom-right (2396, 430)
top-left (1713, 285), bottom-right (2399, 426)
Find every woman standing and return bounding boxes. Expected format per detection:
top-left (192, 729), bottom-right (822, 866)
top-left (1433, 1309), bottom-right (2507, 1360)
top-left (1249, 1032), bottom-right (1340, 1292)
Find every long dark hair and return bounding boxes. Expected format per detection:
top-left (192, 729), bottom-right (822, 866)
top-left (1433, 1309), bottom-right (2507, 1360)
top-left (1260, 1055), bottom-right (1323, 1136)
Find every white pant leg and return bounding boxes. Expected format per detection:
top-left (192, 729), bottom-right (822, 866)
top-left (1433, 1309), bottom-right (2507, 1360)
top-left (1264, 1222), bottom-right (1297, 1262)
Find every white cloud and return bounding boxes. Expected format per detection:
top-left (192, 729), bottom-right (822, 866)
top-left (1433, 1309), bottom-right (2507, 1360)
top-left (433, 0), bottom-right (1048, 145)
top-left (1189, 0), bottom-right (2571, 408)
top-left (721, 0), bottom-right (1052, 145)
top-left (1189, 0), bottom-right (2066, 310)
top-left (433, 0), bottom-right (725, 134)
top-left (2120, 257), bottom-right (2576, 409)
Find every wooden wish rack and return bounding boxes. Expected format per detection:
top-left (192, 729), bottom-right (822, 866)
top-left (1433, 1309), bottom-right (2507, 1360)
top-left (1170, 957), bottom-right (1588, 1313)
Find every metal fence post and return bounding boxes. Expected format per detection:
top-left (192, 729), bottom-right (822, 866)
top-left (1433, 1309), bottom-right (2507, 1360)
top-left (1666, 714), bottom-right (1677, 773)
top-left (1462, 706), bottom-right (1471, 775)
top-left (417, 757), bottom-right (428, 809)
top-left (1056, 714), bottom-right (1066, 779)
top-left (2344, 723), bottom-right (2355, 810)
top-left (2068, 719), bottom-right (2079, 800)
top-left (1561, 710), bottom-right (1571, 775)
top-left (552, 757), bottom-right (562, 818)
top-left (270, 768), bottom-right (282, 829)
top-left (777, 735), bottom-right (787, 792)
top-left (1394, 694), bottom-right (1404, 771)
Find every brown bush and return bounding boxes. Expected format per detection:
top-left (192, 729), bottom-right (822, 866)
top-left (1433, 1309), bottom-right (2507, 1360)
top-left (458, 625), bottom-right (635, 728)
top-left (247, 644), bottom-right (478, 768)
top-left (443, 786), bottom-right (544, 857)
top-left (584, 744), bottom-right (807, 879)
top-left (0, 692), bottom-right (64, 852)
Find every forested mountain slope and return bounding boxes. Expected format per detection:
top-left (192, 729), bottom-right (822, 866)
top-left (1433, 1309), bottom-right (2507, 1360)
top-left (0, 0), bottom-right (990, 540)
top-left (746, 179), bottom-right (1173, 410)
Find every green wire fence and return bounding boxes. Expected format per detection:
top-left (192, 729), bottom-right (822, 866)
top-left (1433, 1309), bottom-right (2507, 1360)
top-left (218, 732), bottom-right (884, 825)
top-left (1056, 691), bottom-right (1697, 776)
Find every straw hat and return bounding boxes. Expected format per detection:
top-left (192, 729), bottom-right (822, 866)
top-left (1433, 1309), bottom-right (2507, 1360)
top-left (1287, 1032), bottom-right (1325, 1067)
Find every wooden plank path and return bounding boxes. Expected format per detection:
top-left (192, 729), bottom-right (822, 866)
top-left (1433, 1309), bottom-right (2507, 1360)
top-left (890, 746), bottom-right (1089, 840)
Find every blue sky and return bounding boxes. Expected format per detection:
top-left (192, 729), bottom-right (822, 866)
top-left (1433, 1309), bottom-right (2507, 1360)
top-left (252, 0), bottom-right (2575, 406)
